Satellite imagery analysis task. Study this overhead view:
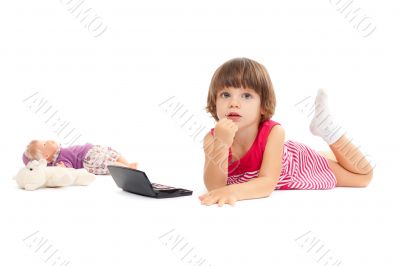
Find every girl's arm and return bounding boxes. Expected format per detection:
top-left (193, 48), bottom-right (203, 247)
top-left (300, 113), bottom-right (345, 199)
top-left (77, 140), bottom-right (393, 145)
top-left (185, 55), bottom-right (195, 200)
top-left (200, 125), bottom-right (285, 206)
top-left (231, 125), bottom-right (285, 200)
top-left (203, 132), bottom-right (229, 191)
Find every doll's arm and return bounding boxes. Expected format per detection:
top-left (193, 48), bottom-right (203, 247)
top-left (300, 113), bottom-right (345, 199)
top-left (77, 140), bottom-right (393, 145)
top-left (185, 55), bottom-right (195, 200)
top-left (57, 160), bottom-right (73, 168)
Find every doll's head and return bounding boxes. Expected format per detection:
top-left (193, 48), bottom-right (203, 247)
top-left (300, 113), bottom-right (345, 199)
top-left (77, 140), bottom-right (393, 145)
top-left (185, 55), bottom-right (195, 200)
top-left (206, 57), bottom-right (276, 122)
top-left (23, 140), bottom-right (59, 165)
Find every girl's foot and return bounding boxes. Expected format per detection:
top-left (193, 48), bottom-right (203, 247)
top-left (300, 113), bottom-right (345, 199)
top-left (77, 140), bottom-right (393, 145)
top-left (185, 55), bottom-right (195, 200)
top-left (309, 89), bottom-right (346, 145)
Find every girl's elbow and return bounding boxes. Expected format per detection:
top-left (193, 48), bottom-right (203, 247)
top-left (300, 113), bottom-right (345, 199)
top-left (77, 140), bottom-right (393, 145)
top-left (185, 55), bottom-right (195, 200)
top-left (259, 177), bottom-right (278, 197)
top-left (206, 182), bottom-right (226, 191)
top-left (204, 176), bottom-right (226, 191)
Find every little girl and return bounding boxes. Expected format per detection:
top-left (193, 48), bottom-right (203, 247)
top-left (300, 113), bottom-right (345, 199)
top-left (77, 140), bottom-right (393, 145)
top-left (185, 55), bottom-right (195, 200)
top-left (23, 140), bottom-right (138, 175)
top-left (199, 58), bottom-right (374, 206)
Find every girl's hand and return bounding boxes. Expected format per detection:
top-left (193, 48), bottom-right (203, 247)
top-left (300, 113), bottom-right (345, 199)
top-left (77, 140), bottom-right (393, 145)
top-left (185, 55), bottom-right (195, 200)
top-left (198, 186), bottom-right (238, 207)
top-left (56, 162), bottom-right (65, 167)
top-left (214, 118), bottom-right (238, 147)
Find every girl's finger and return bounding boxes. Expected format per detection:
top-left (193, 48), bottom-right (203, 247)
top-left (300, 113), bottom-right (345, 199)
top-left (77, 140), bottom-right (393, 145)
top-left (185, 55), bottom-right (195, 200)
top-left (202, 196), bottom-right (216, 206)
top-left (199, 191), bottom-right (213, 201)
top-left (200, 195), bottom-right (210, 205)
top-left (204, 198), bottom-right (215, 206)
top-left (227, 198), bottom-right (236, 206)
top-left (218, 198), bottom-right (226, 207)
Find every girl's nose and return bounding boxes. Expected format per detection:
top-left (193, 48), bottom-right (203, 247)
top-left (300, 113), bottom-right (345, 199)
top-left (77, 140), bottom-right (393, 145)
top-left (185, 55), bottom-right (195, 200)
top-left (229, 96), bottom-right (240, 108)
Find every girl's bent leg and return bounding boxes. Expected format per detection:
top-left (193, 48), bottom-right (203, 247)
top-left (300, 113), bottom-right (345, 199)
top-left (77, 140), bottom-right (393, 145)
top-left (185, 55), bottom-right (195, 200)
top-left (329, 135), bottom-right (373, 175)
top-left (327, 158), bottom-right (373, 187)
top-left (309, 89), bottom-right (374, 187)
top-left (317, 151), bottom-right (336, 161)
top-left (328, 135), bottom-right (373, 187)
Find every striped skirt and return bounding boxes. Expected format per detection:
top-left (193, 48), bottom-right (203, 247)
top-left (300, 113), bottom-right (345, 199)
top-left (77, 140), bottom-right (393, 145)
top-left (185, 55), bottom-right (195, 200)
top-left (276, 140), bottom-right (337, 190)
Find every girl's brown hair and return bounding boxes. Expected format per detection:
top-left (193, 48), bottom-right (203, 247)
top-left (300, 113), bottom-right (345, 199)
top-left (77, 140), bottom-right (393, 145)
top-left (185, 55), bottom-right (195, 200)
top-left (206, 58), bottom-right (276, 122)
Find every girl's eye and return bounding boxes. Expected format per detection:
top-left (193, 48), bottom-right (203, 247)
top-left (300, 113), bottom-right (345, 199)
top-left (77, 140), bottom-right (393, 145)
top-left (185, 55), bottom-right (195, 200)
top-left (242, 93), bottom-right (252, 99)
top-left (220, 92), bottom-right (230, 98)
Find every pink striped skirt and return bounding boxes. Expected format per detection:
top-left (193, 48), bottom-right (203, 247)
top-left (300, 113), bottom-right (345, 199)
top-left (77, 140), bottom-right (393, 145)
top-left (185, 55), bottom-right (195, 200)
top-left (276, 140), bottom-right (337, 190)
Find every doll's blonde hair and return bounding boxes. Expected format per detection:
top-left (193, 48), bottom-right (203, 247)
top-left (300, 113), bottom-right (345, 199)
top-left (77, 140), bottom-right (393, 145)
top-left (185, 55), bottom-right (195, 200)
top-left (24, 140), bottom-right (44, 161)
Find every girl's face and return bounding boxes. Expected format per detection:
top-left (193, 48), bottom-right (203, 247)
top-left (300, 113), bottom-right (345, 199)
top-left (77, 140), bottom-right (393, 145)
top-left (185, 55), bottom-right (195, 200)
top-left (215, 87), bottom-right (264, 128)
top-left (33, 140), bottom-right (59, 161)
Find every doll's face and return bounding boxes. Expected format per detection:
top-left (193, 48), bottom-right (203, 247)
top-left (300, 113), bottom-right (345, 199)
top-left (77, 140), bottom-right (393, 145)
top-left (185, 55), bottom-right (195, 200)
top-left (32, 140), bottom-right (59, 161)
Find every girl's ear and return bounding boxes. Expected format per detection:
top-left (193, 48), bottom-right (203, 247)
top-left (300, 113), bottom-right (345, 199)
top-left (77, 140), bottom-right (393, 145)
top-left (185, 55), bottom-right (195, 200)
top-left (260, 107), bottom-right (267, 121)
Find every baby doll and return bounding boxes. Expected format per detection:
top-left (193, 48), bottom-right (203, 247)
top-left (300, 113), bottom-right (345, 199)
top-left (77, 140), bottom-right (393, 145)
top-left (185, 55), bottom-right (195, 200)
top-left (23, 140), bottom-right (137, 175)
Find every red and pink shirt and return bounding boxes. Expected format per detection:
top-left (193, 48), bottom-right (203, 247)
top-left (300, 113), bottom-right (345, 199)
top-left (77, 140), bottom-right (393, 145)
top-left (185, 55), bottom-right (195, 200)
top-left (211, 119), bottom-right (280, 185)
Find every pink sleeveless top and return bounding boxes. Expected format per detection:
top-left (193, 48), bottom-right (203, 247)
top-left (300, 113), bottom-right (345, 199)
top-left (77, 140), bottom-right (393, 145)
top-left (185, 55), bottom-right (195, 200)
top-left (211, 120), bottom-right (280, 184)
top-left (210, 119), bottom-right (337, 190)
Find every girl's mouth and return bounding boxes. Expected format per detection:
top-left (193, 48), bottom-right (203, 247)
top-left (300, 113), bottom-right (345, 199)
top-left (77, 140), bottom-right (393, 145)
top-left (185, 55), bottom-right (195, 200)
top-left (226, 112), bottom-right (242, 120)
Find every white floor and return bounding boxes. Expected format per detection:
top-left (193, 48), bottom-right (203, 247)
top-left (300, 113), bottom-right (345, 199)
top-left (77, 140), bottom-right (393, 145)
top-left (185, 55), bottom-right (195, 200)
top-left (2, 1), bottom-right (399, 265)
top-left (1, 152), bottom-right (399, 266)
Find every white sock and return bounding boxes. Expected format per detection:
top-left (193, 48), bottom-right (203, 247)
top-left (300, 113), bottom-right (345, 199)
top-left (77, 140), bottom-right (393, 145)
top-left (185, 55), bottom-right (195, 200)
top-left (309, 89), bottom-right (346, 145)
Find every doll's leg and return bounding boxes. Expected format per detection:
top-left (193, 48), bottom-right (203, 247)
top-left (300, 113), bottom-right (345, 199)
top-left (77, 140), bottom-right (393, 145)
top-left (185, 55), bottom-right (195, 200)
top-left (116, 156), bottom-right (137, 169)
top-left (116, 155), bottom-right (129, 164)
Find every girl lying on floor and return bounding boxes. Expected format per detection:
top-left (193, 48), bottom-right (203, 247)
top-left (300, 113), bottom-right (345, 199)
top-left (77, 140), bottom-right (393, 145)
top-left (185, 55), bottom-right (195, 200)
top-left (199, 58), bottom-right (374, 206)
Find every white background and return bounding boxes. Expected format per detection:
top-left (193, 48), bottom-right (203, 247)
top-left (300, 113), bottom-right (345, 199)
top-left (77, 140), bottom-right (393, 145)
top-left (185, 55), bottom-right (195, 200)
top-left (1, 0), bottom-right (399, 266)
